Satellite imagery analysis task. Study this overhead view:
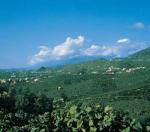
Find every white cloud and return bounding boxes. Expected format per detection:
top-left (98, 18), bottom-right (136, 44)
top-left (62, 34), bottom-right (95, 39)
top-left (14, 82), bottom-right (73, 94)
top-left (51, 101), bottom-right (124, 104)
top-left (29, 36), bottom-right (84, 65)
top-left (132, 22), bottom-right (145, 29)
top-left (51, 36), bottom-right (84, 59)
top-left (29, 46), bottom-right (51, 65)
top-left (81, 38), bottom-right (144, 58)
top-left (81, 45), bottom-right (100, 56)
top-left (29, 35), bottom-right (146, 65)
top-left (81, 45), bottom-right (120, 57)
top-left (117, 38), bottom-right (130, 44)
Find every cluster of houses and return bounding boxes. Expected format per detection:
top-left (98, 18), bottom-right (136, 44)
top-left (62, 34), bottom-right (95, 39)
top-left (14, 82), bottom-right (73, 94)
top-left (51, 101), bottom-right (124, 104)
top-left (0, 65), bottom-right (146, 88)
top-left (105, 66), bottom-right (146, 74)
top-left (0, 72), bottom-right (43, 86)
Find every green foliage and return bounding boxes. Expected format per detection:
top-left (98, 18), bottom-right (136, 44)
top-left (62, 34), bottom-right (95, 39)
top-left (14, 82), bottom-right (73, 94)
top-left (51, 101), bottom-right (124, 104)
top-left (0, 84), bottom-right (8, 93)
top-left (0, 86), bottom-right (149, 131)
top-left (50, 103), bottom-right (148, 132)
top-left (0, 93), bottom-right (15, 112)
top-left (15, 91), bottom-right (53, 114)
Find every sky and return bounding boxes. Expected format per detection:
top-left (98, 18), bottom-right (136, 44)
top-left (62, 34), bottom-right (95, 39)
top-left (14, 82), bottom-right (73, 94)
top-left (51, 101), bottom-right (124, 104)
top-left (0, 0), bottom-right (150, 68)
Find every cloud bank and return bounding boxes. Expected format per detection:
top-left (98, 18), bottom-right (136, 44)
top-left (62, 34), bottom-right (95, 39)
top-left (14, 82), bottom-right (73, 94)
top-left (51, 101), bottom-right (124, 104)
top-left (29, 36), bottom-right (146, 65)
top-left (81, 45), bottom-right (120, 57)
top-left (29, 36), bottom-right (84, 65)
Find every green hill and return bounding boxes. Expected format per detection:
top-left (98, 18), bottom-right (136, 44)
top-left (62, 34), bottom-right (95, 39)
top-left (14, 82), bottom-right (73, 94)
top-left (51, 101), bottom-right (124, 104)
top-left (128, 47), bottom-right (150, 59)
top-left (0, 47), bottom-right (150, 123)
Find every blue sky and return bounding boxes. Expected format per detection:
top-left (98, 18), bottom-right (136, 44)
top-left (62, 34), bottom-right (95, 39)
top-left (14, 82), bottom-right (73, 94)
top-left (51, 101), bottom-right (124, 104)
top-left (0, 0), bottom-right (150, 68)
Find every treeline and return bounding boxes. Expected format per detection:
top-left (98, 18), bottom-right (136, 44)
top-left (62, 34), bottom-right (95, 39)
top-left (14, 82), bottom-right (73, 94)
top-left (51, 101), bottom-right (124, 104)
top-left (0, 84), bottom-right (149, 132)
top-left (0, 84), bottom-right (53, 114)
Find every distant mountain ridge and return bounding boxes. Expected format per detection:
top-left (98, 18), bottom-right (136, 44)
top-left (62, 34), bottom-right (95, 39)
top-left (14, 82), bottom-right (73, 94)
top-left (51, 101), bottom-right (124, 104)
top-left (36, 56), bottom-right (104, 68)
top-left (39, 47), bottom-right (150, 68)
top-left (0, 47), bottom-right (150, 71)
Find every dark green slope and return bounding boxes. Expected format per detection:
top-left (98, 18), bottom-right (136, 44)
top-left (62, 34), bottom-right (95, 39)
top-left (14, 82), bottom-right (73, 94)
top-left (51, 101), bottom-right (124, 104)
top-left (128, 47), bottom-right (150, 59)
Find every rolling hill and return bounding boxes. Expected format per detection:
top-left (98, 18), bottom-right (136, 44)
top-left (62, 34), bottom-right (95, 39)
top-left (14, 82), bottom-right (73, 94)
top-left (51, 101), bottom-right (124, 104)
top-left (0, 47), bottom-right (150, 123)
